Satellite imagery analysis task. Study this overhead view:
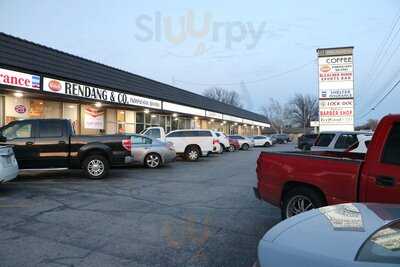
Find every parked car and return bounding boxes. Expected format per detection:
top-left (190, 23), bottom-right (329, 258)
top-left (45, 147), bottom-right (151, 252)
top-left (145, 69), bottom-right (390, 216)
top-left (271, 133), bottom-right (290, 144)
top-left (251, 135), bottom-right (273, 147)
top-left (256, 203), bottom-right (400, 267)
top-left (0, 119), bottom-right (135, 179)
top-left (311, 131), bottom-right (373, 152)
top-left (345, 134), bottom-right (372, 154)
top-left (228, 135), bottom-right (254, 150)
top-left (129, 134), bottom-right (176, 168)
top-left (215, 131), bottom-right (230, 152)
top-left (0, 145), bottom-right (19, 183)
top-left (142, 127), bottom-right (218, 161)
top-left (228, 137), bottom-right (241, 152)
top-left (297, 133), bottom-right (318, 150)
top-left (254, 114), bottom-right (400, 219)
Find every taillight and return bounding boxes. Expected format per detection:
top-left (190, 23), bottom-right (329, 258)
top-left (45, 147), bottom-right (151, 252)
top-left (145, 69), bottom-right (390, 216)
top-left (213, 139), bottom-right (219, 145)
top-left (166, 142), bottom-right (175, 150)
top-left (122, 139), bottom-right (132, 151)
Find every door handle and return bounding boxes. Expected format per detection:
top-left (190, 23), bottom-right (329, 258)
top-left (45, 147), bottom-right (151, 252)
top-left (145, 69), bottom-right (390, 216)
top-left (376, 176), bottom-right (396, 187)
top-left (26, 141), bottom-right (33, 146)
top-left (59, 141), bottom-right (66, 145)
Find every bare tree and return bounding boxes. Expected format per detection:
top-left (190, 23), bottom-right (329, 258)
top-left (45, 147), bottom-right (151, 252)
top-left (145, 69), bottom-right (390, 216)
top-left (286, 94), bottom-right (318, 131)
top-left (261, 98), bottom-right (289, 133)
top-left (203, 87), bottom-right (243, 108)
top-left (356, 119), bottom-right (379, 131)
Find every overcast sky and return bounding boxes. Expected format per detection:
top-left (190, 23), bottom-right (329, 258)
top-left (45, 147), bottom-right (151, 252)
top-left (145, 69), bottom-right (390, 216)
top-left (0, 0), bottom-right (399, 124)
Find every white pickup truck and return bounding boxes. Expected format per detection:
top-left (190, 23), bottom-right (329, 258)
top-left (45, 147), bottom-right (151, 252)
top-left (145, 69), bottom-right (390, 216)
top-left (142, 127), bottom-right (218, 161)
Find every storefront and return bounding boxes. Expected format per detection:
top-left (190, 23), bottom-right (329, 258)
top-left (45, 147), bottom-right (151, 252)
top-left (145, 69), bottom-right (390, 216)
top-left (0, 33), bottom-right (270, 135)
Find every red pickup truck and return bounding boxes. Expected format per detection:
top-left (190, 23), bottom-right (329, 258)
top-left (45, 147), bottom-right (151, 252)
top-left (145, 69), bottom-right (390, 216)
top-left (254, 114), bottom-right (400, 219)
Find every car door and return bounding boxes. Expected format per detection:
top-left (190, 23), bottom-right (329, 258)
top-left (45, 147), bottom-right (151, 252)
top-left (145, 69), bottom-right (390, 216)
top-left (0, 120), bottom-right (38, 169)
top-left (34, 120), bottom-right (69, 168)
top-left (130, 135), bottom-right (152, 163)
top-left (361, 122), bottom-right (400, 203)
top-left (166, 131), bottom-right (185, 153)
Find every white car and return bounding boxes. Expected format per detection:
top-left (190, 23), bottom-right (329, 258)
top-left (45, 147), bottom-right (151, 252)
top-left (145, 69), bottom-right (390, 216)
top-left (0, 145), bottom-right (19, 183)
top-left (256, 203), bottom-right (400, 267)
top-left (251, 135), bottom-right (273, 147)
top-left (227, 135), bottom-right (254, 150)
top-left (312, 131), bottom-right (373, 152)
top-left (142, 127), bottom-right (218, 161)
top-left (346, 134), bottom-right (372, 153)
top-left (214, 131), bottom-right (230, 152)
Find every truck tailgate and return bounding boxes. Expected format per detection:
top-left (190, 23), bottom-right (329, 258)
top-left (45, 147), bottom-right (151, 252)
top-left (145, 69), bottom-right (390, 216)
top-left (256, 151), bottom-right (363, 207)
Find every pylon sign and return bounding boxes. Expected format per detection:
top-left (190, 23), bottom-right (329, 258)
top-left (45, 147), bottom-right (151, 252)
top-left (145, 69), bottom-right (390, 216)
top-left (317, 47), bottom-right (354, 131)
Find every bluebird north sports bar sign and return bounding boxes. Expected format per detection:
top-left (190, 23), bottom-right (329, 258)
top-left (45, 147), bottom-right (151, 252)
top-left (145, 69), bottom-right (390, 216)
top-left (43, 77), bottom-right (162, 109)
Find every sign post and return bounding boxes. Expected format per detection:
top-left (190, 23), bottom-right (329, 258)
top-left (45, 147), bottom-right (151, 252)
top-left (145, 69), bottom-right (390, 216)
top-left (317, 47), bottom-right (354, 131)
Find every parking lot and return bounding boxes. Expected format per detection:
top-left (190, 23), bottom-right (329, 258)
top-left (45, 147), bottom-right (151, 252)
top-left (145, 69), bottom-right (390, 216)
top-left (0, 144), bottom-right (295, 267)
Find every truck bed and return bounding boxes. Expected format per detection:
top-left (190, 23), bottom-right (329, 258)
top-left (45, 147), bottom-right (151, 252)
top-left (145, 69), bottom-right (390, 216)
top-left (256, 150), bottom-right (364, 207)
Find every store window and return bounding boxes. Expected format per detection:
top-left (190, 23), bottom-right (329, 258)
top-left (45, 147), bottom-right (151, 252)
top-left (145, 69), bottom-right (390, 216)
top-left (5, 96), bottom-right (61, 124)
top-left (81, 105), bottom-right (105, 135)
top-left (116, 110), bottom-right (136, 134)
top-left (63, 103), bottom-right (79, 134)
top-left (136, 112), bottom-right (145, 133)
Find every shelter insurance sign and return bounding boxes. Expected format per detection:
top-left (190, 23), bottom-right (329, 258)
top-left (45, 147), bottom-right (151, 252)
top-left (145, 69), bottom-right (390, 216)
top-left (317, 47), bottom-right (354, 131)
top-left (43, 77), bottom-right (161, 109)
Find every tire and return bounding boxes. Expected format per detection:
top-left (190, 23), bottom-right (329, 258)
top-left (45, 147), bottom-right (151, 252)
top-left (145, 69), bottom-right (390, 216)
top-left (184, 146), bottom-right (200, 161)
top-left (220, 144), bottom-right (225, 153)
top-left (144, 153), bottom-right (162, 168)
top-left (242, 143), bottom-right (250, 150)
top-left (264, 142), bottom-right (271, 147)
top-left (228, 145), bottom-right (235, 152)
top-left (82, 154), bottom-right (109, 180)
top-left (281, 187), bottom-right (325, 220)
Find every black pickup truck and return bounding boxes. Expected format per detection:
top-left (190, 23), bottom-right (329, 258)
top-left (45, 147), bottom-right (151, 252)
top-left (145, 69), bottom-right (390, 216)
top-left (0, 119), bottom-right (134, 179)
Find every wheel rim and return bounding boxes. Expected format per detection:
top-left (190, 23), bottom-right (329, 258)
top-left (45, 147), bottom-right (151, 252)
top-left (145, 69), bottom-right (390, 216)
top-left (87, 159), bottom-right (104, 177)
top-left (286, 195), bottom-right (314, 218)
top-left (188, 150), bottom-right (198, 160)
top-left (229, 145), bottom-right (234, 152)
top-left (243, 144), bottom-right (249, 150)
top-left (146, 154), bottom-right (160, 168)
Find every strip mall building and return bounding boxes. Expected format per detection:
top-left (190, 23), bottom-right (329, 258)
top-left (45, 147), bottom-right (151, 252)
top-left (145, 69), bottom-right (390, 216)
top-left (0, 33), bottom-right (269, 136)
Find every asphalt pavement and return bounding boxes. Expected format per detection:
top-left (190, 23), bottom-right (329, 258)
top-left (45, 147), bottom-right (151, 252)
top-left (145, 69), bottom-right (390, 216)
top-left (0, 143), bottom-right (296, 267)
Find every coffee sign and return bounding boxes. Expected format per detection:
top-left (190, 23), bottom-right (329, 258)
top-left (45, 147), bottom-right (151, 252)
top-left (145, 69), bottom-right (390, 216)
top-left (43, 77), bottom-right (162, 109)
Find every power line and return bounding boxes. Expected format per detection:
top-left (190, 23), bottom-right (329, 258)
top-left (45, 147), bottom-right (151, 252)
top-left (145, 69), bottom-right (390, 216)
top-left (174, 59), bottom-right (316, 87)
top-left (358, 76), bottom-right (400, 120)
top-left (358, 7), bottom-right (400, 110)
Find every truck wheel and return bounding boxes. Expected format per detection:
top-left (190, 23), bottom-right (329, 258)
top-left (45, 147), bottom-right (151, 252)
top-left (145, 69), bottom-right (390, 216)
top-left (144, 153), bottom-right (162, 168)
top-left (83, 154), bottom-right (109, 179)
top-left (228, 144), bottom-right (235, 152)
top-left (185, 146), bottom-right (200, 161)
top-left (282, 187), bottom-right (325, 220)
top-left (242, 143), bottom-right (249, 150)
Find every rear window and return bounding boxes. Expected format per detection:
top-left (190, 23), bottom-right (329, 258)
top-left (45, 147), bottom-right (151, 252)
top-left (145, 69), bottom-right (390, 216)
top-left (315, 133), bottom-right (335, 147)
top-left (356, 220), bottom-right (400, 264)
top-left (146, 128), bottom-right (161, 139)
top-left (335, 134), bottom-right (358, 149)
top-left (39, 121), bottom-right (63, 137)
top-left (166, 131), bottom-right (183, 137)
top-left (382, 123), bottom-right (400, 166)
top-left (196, 131), bottom-right (212, 137)
top-left (132, 136), bottom-right (152, 144)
